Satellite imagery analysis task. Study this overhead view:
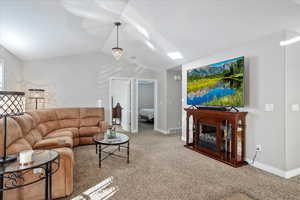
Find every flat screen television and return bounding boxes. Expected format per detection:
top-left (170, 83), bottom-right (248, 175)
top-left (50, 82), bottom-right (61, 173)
top-left (187, 56), bottom-right (245, 107)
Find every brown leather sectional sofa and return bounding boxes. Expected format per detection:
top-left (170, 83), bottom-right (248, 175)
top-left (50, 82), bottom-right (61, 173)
top-left (0, 107), bottom-right (108, 200)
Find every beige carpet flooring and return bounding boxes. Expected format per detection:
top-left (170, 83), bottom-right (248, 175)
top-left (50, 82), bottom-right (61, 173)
top-left (62, 123), bottom-right (300, 200)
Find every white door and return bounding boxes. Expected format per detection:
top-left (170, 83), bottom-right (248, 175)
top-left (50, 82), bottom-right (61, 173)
top-left (110, 79), bottom-right (131, 132)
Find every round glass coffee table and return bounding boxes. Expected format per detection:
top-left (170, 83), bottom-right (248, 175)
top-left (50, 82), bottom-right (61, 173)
top-left (0, 150), bottom-right (59, 200)
top-left (93, 133), bottom-right (130, 168)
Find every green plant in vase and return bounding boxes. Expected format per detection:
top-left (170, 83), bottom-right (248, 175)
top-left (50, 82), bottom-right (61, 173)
top-left (107, 126), bottom-right (117, 139)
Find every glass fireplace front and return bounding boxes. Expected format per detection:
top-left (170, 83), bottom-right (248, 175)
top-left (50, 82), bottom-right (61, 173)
top-left (198, 123), bottom-right (217, 152)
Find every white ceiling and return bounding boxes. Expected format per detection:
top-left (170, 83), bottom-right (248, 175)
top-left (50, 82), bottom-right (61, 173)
top-left (1, 0), bottom-right (300, 70)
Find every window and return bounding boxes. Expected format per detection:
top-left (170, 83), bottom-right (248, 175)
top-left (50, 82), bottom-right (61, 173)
top-left (0, 60), bottom-right (4, 90)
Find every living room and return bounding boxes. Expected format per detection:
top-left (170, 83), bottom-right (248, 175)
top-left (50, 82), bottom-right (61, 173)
top-left (0, 0), bottom-right (300, 200)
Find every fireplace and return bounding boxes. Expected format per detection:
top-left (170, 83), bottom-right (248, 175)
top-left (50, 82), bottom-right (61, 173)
top-left (198, 123), bottom-right (217, 152)
top-left (185, 109), bottom-right (248, 167)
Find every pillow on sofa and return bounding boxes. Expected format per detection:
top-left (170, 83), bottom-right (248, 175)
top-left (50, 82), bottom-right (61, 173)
top-left (7, 138), bottom-right (32, 155)
top-left (80, 108), bottom-right (104, 120)
top-left (28, 110), bottom-right (60, 136)
top-left (80, 118), bottom-right (100, 127)
top-left (0, 118), bottom-right (24, 148)
top-left (55, 108), bottom-right (80, 128)
top-left (12, 113), bottom-right (43, 146)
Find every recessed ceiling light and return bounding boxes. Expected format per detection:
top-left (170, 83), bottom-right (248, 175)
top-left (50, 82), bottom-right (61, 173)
top-left (167, 52), bottom-right (183, 60)
top-left (280, 35), bottom-right (300, 46)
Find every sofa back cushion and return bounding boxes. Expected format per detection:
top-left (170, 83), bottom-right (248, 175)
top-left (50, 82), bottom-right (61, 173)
top-left (28, 110), bottom-right (60, 136)
top-left (0, 117), bottom-right (32, 156)
top-left (80, 108), bottom-right (104, 127)
top-left (12, 113), bottom-right (43, 146)
top-left (55, 108), bottom-right (80, 128)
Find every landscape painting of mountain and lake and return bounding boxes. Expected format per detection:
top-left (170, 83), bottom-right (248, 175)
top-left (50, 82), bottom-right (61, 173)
top-left (187, 56), bottom-right (245, 107)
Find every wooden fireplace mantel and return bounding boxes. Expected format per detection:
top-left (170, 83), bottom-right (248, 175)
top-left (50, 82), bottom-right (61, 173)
top-left (185, 108), bottom-right (248, 167)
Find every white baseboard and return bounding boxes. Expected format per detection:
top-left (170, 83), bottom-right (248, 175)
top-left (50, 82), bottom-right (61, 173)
top-left (131, 129), bottom-right (138, 133)
top-left (154, 128), bottom-right (169, 134)
top-left (180, 140), bottom-right (300, 179)
top-left (246, 158), bottom-right (300, 179)
top-left (181, 136), bottom-right (186, 141)
top-left (155, 127), bottom-right (182, 134)
top-left (168, 127), bottom-right (182, 134)
top-left (246, 158), bottom-right (286, 178)
top-left (285, 167), bottom-right (300, 179)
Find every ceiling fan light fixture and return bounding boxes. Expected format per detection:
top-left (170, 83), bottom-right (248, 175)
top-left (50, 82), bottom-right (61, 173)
top-left (112, 22), bottom-right (124, 60)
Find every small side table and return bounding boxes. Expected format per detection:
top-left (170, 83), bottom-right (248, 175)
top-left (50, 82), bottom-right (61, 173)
top-left (0, 150), bottom-right (60, 200)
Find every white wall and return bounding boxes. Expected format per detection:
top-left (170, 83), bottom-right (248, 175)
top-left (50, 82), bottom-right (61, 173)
top-left (21, 51), bottom-right (164, 127)
top-left (182, 32), bottom-right (287, 173)
top-left (155, 70), bottom-right (167, 132)
top-left (0, 45), bottom-right (22, 90)
top-left (166, 69), bottom-right (182, 131)
top-left (138, 82), bottom-right (154, 110)
top-left (285, 31), bottom-right (300, 172)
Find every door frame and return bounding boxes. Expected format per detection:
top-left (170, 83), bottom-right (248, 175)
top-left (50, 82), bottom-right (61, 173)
top-left (135, 79), bottom-right (158, 133)
top-left (108, 77), bottom-right (134, 132)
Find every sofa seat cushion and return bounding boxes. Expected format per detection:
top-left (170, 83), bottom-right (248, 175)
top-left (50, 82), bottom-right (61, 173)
top-left (79, 127), bottom-right (100, 137)
top-left (79, 137), bottom-right (94, 145)
top-left (52, 127), bottom-right (79, 138)
top-left (45, 130), bottom-right (73, 139)
top-left (33, 136), bottom-right (73, 149)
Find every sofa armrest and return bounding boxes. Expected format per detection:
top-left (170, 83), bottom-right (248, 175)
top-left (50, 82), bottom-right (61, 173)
top-left (99, 121), bottom-right (108, 132)
top-left (34, 137), bottom-right (73, 150)
top-left (53, 147), bottom-right (74, 197)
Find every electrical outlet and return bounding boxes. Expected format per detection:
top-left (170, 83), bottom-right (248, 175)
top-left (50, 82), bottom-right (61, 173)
top-left (292, 104), bottom-right (300, 112)
top-left (33, 168), bottom-right (43, 174)
top-left (256, 144), bottom-right (262, 152)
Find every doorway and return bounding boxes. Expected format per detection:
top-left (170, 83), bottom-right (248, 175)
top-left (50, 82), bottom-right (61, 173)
top-left (109, 77), bottom-right (132, 132)
top-left (136, 79), bottom-right (157, 133)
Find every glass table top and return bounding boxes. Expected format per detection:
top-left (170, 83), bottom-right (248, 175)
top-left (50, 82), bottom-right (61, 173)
top-left (0, 150), bottom-right (59, 174)
top-left (93, 133), bottom-right (129, 145)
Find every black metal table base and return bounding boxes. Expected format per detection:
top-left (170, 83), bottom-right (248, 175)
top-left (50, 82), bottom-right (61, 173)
top-left (0, 155), bottom-right (59, 200)
top-left (96, 142), bottom-right (130, 168)
top-left (45, 162), bottom-right (53, 200)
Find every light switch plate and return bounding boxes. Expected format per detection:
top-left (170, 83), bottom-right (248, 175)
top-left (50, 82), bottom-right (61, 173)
top-left (265, 104), bottom-right (274, 112)
top-left (292, 104), bottom-right (300, 112)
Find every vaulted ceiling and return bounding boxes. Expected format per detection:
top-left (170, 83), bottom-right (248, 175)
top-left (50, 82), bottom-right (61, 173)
top-left (1, 0), bottom-right (300, 69)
